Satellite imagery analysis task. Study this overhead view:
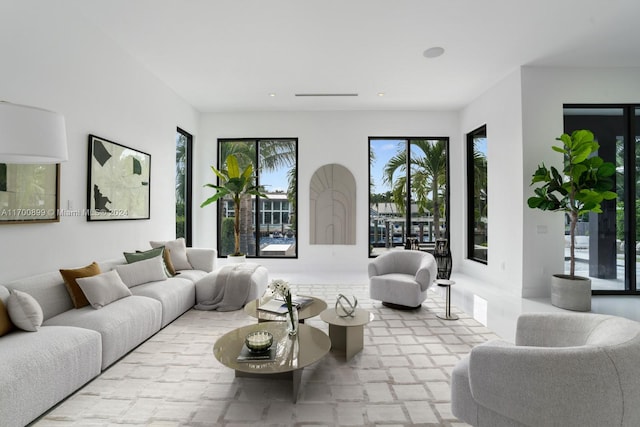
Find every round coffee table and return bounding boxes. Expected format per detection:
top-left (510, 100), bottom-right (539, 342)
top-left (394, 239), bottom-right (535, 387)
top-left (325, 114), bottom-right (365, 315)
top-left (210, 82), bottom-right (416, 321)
top-left (244, 295), bottom-right (327, 323)
top-left (320, 308), bottom-right (373, 360)
top-left (213, 322), bottom-right (330, 402)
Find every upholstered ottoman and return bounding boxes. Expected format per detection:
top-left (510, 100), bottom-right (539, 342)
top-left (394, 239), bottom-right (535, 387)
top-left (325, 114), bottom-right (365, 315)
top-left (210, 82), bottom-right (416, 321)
top-left (195, 263), bottom-right (268, 311)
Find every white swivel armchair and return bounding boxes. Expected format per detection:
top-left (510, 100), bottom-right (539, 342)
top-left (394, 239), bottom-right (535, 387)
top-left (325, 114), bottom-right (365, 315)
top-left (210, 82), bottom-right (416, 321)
top-left (368, 250), bottom-right (437, 309)
top-left (451, 313), bottom-right (640, 426)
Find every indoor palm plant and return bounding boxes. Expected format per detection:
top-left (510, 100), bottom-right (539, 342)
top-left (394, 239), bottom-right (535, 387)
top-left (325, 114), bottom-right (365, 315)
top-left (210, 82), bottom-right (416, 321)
top-left (528, 129), bottom-right (616, 310)
top-left (201, 154), bottom-right (267, 259)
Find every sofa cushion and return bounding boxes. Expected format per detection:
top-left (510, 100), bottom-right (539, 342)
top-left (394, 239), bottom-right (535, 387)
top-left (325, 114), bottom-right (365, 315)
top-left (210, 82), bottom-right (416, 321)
top-left (0, 325), bottom-right (101, 427)
top-left (129, 276), bottom-right (196, 327)
top-left (116, 256), bottom-right (167, 288)
top-left (185, 248), bottom-right (216, 273)
top-left (76, 270), bottom-right (133, 309)
top-left (7, 289), bottom-right (43, 332)
top-left (174, 269), bottom-right (208, 283)
top-left (150, 238), bottom-right (192, 271)
top-left (60, 262), bottom-right (102, 309)
top-left (43, 295), bottom-right (162, 369)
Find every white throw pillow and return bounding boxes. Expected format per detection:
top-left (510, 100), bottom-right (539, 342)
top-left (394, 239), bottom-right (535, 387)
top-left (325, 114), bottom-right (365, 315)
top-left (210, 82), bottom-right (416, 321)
top-left (76, 270), bottom-right (132, 309)
top-left (150, 238), bottom-right (192, 271)
top-left (115, 255), bottom-right (167, 288)
top-left (7, 289), bottom-right (43, 332)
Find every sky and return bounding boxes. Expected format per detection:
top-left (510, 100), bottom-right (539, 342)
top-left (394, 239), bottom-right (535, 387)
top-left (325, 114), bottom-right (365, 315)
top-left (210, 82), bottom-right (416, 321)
top-left (370, 139), bottom-right (405, 194)
top-left (260, 168), bottom-right (289, 193)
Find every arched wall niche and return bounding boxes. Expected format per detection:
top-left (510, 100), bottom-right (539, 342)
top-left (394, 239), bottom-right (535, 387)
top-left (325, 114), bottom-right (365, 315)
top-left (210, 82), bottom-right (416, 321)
top-left (309, 163), bottom-right (356, 245)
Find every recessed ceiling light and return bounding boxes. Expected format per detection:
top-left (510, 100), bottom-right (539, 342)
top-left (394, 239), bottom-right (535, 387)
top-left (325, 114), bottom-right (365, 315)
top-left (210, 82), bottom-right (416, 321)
top-left (269, 93), bottom-right (276, 97)
top-left (423, 46), bottom-right (445, 58)
top-left (377, 92), bottom-right (385, 97)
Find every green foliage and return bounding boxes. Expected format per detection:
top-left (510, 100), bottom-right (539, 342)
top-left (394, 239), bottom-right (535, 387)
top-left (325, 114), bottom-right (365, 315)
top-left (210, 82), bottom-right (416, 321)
top-left (528, 130), bottom-right (616, 216)
top-left (201, 154), bottom-right (267, 256)
top-left (176, 215), bottom-right (185, 239)
top-left (528, 129), bottom-right (616, 277)
top-left (616, 200), bottom-right (640, 242)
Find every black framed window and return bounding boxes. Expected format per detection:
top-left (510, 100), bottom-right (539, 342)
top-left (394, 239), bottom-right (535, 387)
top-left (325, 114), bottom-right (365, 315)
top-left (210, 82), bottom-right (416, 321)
top-left (175, 128), bottom-right (192, 245)
top-left (466, 125), bottom-right (488, 263)
top-left (216, 138), bottom-right (298, 258)
top-left (563, 105), bottom-right (638, 294)
top-left (369, 137), bottom-right (450, 256)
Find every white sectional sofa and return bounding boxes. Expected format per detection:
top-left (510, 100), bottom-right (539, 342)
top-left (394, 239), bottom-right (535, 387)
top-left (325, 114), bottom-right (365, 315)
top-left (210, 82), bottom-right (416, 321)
top-left (0, 244), bottom-right (215, 427)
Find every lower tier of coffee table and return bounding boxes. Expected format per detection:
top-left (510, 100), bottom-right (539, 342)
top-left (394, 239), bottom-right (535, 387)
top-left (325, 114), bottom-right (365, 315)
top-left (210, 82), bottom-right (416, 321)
top-left (235, 369), bottom-right (303, 403)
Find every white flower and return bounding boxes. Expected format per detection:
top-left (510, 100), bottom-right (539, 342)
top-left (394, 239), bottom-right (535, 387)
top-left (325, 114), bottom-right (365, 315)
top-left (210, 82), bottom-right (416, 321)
top-left (268, 279), bottom-right (290, 298)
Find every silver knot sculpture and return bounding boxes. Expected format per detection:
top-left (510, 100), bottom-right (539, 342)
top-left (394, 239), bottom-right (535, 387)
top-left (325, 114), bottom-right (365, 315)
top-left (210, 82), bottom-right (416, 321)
top-left (335, 294), bottom-right (358, 317)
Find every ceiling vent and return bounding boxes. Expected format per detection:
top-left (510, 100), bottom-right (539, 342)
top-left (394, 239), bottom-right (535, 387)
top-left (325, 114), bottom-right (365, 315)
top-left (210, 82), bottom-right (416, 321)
top-left (295, 93), bottom-right (358, 97)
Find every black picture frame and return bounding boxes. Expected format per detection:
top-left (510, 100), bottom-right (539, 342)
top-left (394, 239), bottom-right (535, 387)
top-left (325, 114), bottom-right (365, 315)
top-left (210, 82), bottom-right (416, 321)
top-left (87, 134), bottom-right (150, 221)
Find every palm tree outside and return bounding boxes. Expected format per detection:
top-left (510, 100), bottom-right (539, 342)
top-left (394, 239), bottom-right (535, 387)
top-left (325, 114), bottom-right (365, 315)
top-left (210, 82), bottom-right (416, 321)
top-left (369, 138), bottom-right (448, 254)
top-left (216, 138), bottom-right (297, 257)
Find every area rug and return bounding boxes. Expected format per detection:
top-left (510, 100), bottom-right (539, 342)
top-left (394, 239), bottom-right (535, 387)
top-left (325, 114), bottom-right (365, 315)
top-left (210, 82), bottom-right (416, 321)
top-left (34, 284), bottom-right (499, 426)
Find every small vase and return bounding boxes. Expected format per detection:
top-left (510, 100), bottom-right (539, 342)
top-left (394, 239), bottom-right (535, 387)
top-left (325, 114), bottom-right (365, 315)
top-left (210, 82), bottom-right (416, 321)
top-left (286, 307), bottom-right (299, 336)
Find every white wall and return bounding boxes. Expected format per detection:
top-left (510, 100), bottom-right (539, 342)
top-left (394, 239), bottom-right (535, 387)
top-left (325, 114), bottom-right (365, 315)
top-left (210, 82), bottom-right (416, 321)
top-left (521, 66), bottom-right (640, 297)
top-left (0, 3), bottom-right (198, 282)
top-left (458, 69), bottom-right (525, 297)
top-left (195, 111), bottom-right (459, 281)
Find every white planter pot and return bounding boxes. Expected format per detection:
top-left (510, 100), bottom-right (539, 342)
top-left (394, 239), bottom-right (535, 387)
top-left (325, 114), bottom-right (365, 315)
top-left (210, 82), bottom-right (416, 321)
top-left (551, 274), bottom-right (591, 312)
top-left (227, 254), bottom-right (246, 264)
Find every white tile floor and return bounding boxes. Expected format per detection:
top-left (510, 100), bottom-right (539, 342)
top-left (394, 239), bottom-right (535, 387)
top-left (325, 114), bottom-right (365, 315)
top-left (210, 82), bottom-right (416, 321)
top-left (279, 269), bottom-right (640, 342)
top-left (33, 269), bottom-right (638, 426)
top-left (449, 272), bottom-right (640, 342)
top-left (35, 283), bottom-right (498, 427)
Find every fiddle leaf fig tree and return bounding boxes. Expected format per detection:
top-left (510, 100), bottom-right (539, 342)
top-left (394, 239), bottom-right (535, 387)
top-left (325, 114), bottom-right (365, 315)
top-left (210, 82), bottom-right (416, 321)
top-left (201, 154), bottom-right (267, 256)
top-left (527, 129), bottom-right (617, 279)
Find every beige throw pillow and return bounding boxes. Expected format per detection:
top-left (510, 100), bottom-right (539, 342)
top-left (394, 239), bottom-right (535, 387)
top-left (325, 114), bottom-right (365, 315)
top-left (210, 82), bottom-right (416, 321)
top-left (76, 270), bottom-right (132, 309)
top-left (7, 289), bottom-right (43, 332)
top-left (115, 255), bottom-right (167, 288)
top-left (149, 238), bottom-right (192, 271)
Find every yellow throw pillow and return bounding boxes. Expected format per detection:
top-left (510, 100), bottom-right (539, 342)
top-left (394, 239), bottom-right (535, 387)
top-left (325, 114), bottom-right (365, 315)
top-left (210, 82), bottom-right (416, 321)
top-left (60, 262), bottom-right (102, 309)
top-left (0, 299), bottom-right (14, 336)
top-left (163, 248), bottom-right (176, 276)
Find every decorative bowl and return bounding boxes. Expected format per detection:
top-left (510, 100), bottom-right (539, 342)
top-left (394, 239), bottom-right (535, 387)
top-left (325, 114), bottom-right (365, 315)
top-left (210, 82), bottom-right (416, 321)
top-left (245, 331), bottom-right (273, 352)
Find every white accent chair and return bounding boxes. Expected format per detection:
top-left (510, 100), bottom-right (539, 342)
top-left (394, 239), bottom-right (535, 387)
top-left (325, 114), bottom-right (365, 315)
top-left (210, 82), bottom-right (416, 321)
top-left (451, 313), bottom-right (640, 427)
top-left (368, 250), bottom-right (437, 309)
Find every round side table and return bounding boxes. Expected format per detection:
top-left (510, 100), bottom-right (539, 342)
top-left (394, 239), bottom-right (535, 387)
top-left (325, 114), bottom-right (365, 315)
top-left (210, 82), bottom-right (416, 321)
top-left (435, 279), bottom-right (458, 320)
top-left (319, 308), bottom-right (374, 361)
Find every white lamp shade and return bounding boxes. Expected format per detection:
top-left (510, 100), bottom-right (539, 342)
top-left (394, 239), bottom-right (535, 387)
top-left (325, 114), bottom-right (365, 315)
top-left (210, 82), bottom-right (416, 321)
top-left (0, 101), bottom-right (68, 163)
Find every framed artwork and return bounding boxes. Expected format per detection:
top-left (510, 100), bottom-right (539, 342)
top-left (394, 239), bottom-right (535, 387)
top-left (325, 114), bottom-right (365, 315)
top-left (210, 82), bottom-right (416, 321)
top-left (0, 163), bottom-right (60, 224)
top-left (87, 134), bottom-right (151, 221)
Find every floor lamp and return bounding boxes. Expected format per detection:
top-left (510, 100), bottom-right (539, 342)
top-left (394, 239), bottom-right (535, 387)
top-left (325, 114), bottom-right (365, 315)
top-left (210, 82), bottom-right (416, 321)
top-left (0, 101), bottom-right (68, 164)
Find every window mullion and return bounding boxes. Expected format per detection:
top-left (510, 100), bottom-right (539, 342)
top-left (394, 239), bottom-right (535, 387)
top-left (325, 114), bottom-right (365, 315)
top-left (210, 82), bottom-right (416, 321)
top-left (626, 106), bottom-right (637, 291)
top-left (405, 139), bottom-right (412, 248)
